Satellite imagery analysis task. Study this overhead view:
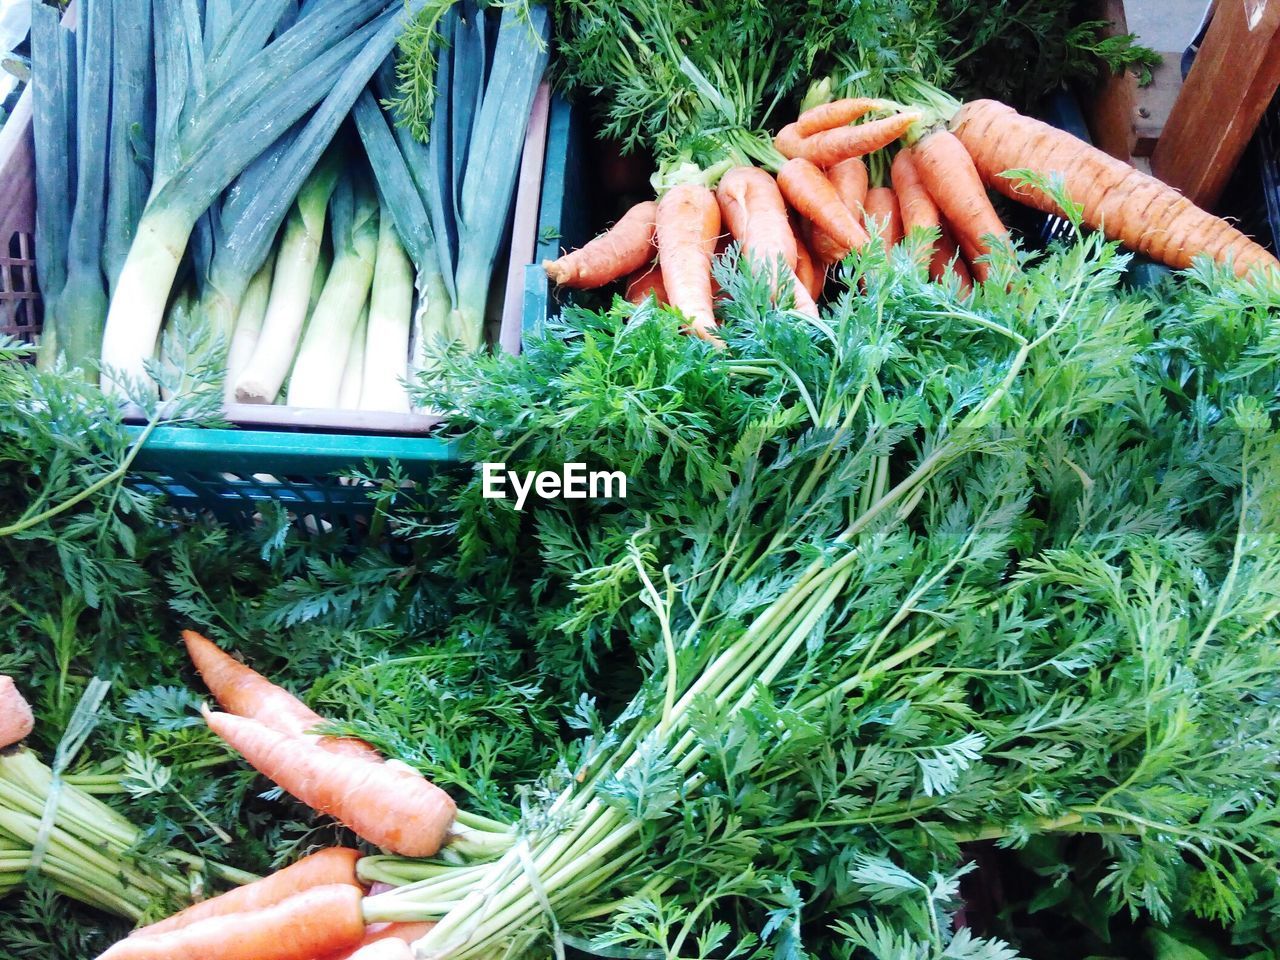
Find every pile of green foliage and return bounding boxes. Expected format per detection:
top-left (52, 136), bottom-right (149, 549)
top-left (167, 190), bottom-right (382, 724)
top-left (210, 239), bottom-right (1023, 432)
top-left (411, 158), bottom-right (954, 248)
top-left (552, 0), bottom-right (1160, 165)
top-left (3, 234), bottom-right (1280, 959)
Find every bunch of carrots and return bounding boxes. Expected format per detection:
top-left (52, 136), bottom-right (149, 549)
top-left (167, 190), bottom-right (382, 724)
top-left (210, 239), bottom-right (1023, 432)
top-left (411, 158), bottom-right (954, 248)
top-left (81, 632), bottom-right (460, 960)
top-left (544, 91), bottom-right (1279, 339)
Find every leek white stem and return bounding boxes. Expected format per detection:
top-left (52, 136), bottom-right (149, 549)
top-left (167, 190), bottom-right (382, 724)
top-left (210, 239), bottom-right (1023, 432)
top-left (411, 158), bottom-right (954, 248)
top-left (360, 215), bottom-right (414, 413)
top-left (224, 252), bottom-right (275, 399)
top-left (234, 161), bottom-right (338, 403)
top-left (286, 181), bottom-right (379, 409)
top-left (100, 204), bottom-right (196, 395)
top-left (338, 304), bottom-right (369, 409)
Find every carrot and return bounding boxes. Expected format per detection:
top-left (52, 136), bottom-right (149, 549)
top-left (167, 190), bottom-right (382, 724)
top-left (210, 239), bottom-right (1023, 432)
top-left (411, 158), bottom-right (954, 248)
top-left (133, 848), bottom-right (362, 938)
top-left (911, 128), bottom-right (1009, 282)
top-left (863, 187), bottom-right (903, 247)
top-left (777, 112), bottom-right (922, 167)
top-left (716, 166), bottom-right (799, 278)
top-left (807, 158), bottom-right (868, 267)
top-left (937, 220), bottom-right (973, 292)
top-left (98, 884), bottom-right (365, 960)
top-left (777, 159), bottom-right (870, 259)
top-left (183, 631), bottom-right (379, 762)
top-left (341, 942), bottom-right (412, 960)
top-left (951, 98), bottom-right (1279, 276)
top-left (322, 923), bottom-right (434, 960)
top-left (656, 183), bottom-right (722, 342)
top-left (791, 217), bottom-right (824, 299)
top-left (0, 675), bottom-right (34, 749)
top-left (625, 260), bottom-right (667, 305)
top-left (204, 708), bottom-right (456, 857)
top-left (716, 164), bottom-right (815, 314)
top-left (795, 97), bottom-right (886, 137)
top-left (828, 157), bottom-right (870, 210)
top-left (542, 200), bottom-right (658, 289)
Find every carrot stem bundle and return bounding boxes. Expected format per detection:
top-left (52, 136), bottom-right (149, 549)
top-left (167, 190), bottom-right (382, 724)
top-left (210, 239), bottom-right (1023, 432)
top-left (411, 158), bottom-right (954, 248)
top-left (656, 183), bottom-right (722, 342)
top-left (183, 631), bottom-right (379, 762)
top-left (98, 884), bottom-right (366, 960)
top-left (203, 708), bottom-right (457, 857)
top-left (911, 128), bottom-right (1009, 281)
top-left (951, 98), bottom-right (1280, 276)
top-left (133, 848), bottom-right (362, 937)
top-left (0, 676), bottom-right (34, 750)
top-left (543, 200), bottom-right (658, 289)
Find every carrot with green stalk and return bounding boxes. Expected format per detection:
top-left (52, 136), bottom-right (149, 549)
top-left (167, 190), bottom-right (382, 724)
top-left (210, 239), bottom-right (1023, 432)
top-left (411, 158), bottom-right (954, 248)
top-left (202, 707), bottom-right (457, 858)
top-left (777, 103), bottom-right (922, 168)
top-left (183, 631), bottom-right (380, 762)
top-left (98, 884), bottom-right (367, 960)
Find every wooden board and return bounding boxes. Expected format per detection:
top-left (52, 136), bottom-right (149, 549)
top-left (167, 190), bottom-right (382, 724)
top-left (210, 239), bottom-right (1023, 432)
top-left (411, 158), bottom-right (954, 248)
top-left (1151, 0), bottom-right (1280, 207)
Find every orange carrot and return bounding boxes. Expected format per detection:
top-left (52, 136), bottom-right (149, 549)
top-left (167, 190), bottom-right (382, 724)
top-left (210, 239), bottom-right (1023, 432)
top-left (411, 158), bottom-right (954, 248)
top-left (777, 112), bottom-right (922, 167)
top-left (937, 220), bottom-right (974, 292)
top-left (98, 884), bottom-right (365, 960)
top-left (796, 97), bottom-right (886, 137)
top-left (341, 942), bottom-right (412, 960)
top-left (863, 187), bottom-right (903, 246)
top-left (911, 128), bottom-right (1009, 281)
top-left (716, 166), bottom-right (799, 276)
top-left (791, 217), bottom-right (824, 299)
top-left (322, 923), bottom-right (434, 960)
top-left (656, 183), bottom-right (722, 342)
top-left (777, 159), bottom-right (870, 259)
top-left (828, 157), bottom-right (870, 210)
top-left (716, 165), bottom-right (816, 313)
top-left (807, 159), bottom-right (868, 267)
top-left (0, 675), bottom-right (34, 749)
top-left (204, 708), bottom-right (456, 857)
top-left (542, 200), bottom-right (658, 289)
top-left (133, 848), bottom-right (362, 938)
top-left (951, 98), bottom-right (1279, 276)
top-left (183, 631), bottom-right (379, 762)
top-left (891, 147), bottom-right (940, 257)
top-left (625, 260), bottom-right (667, 305)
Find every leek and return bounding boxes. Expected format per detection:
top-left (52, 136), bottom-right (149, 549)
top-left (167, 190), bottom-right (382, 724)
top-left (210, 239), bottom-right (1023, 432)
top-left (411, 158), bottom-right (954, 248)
top-left (285, 175), bottom-right (380, 409)
top-left (449, 4), bottom-right (549, 349)
top-left (201, 0), bottom-right (430, 350)
top-left (360, 215), bottom-right (414, 413)
top-left (55, 0), bottom-right (113, 376)
top-left (103, 0), bottom-right (154, 294)
top-left (338, 304), bottom-right (370, 410)
top-left (224, 252), bottom-right (275, 398)
top-left (29, 2), bottom-right (75, 369)
top-left (234, 154), bottom-right (340, 404)
top-left (100, 0), bottom-right (426, 395)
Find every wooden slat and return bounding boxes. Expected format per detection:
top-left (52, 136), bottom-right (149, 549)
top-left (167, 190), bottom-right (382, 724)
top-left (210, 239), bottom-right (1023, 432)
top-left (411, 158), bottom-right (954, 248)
top-left (1151, 0), bottom-right (1280, 208)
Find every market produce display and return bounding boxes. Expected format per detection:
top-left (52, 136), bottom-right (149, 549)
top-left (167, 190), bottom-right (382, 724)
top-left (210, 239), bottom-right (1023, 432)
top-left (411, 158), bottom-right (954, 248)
top-left (4, 0), bottom-right (1280, 959)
